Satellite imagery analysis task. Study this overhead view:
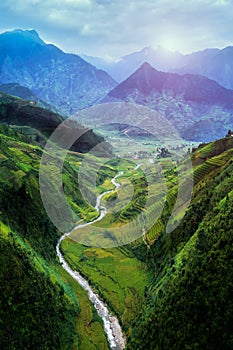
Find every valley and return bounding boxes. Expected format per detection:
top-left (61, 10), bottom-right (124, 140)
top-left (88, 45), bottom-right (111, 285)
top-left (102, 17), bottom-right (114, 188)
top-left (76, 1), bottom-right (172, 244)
top-left (0, 24), bottom-right (233, 350)
top-left (1, 91), bottom-right (233, 349)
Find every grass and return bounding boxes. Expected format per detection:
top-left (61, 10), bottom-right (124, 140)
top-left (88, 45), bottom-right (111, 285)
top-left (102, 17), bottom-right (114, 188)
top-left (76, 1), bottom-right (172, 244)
top-left (0, 127), bottom-right (114, 349)
top-left (0, 123), bottom-right (206, 347)
top-left (147, 218), bottom-right (164, 243)
top-left (53, 264), bottom-right (109, 350)
top-left (193, 162), bottom-right (214, 184)
top-left (61, 239), bottom-right (151, 336)
top-left (97, 177), bottom-right (116, 194)
top-left (0, 219), bottom-right (109, 350)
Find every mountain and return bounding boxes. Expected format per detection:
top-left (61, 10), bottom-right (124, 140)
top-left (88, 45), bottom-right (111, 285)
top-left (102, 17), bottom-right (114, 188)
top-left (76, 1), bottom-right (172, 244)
top-left (178, 46), bottom-right (233, 90)
top-left (207, 46), bottom-right (233, 89)
top-left (174, 48), bottom-right (220, 75)
top-left (111, 47), bottom-right (183, 82)
top-left (0, 29), bottom-right (117, 115)
top-left (97, 45), bottom-right (233, 92)
top-left (83, 46), bottom-right (220, 83)
top-left (83, 46), bottom-right (185, 82)
top-left (80, 53), bottom-right (116, 72)
top-left (106, 62), bottom-right (233, 106)
top-left (102, 62), bottom-right (233, 141)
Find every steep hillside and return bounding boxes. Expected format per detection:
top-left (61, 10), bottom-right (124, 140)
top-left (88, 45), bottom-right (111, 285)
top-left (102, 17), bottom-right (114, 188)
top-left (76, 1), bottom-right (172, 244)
top-left (0, 225), bottom-right (79, 349)
top-left (0, 125), bottom-right (78, 348)
top-left (0, 83), bottom-right (37, 101)
top-left (126, 136), bottom-right (233, 349)
top-left (0, 92), bottom-right (110, 154)
top-left (0, 29), bottom-right (116, 115)
top-left (0, 124), bottom-right (110, 349)
top-left (102, 63), bottom-right (233, 141)
top-left (177, 46), bottom-right (233, 90)
top-left (0, 83), bottom-right (55, 111)
top-left (0, 92), bottom-right (63, 139)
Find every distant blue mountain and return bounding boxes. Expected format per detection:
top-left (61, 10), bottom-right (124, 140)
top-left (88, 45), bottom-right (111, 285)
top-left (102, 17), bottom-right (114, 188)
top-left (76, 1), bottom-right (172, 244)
top-left (178, 46), bottom-right (233, 90)
top-left (0, 29), bottom-right (117, 115)
top-left (82, 46), bottom-right (220, 83)
top-left (83, 45), bottom-right (233, 91)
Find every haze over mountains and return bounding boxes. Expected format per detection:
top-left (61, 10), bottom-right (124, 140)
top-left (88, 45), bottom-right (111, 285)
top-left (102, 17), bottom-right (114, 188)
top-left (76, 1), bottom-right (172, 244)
top-left (1, 29), bottom-right (233, 142)
top-left (83, 45), bottom-right (233, 89)
top-left (103, 62), bottom-right (233, 141)
top-left (82, 47), bottom-right (186, 82)
top-left (0, 29), bottom-right (116, 115)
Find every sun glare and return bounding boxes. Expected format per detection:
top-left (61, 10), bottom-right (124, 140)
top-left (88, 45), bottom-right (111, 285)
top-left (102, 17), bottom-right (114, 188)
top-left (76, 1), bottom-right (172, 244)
top-left (161, 38), bottom-right (178, 51)
top-left (159, 35), bottom-right (183, 52)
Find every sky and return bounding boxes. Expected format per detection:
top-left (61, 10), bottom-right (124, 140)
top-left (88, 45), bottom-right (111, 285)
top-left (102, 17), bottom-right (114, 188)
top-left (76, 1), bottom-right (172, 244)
top-left (0, 0), bottom-right (233, 59)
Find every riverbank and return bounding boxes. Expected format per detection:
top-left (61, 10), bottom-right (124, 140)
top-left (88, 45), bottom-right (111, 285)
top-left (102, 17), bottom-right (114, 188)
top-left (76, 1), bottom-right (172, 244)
top-left (56, 173), bottom-right (126, 350)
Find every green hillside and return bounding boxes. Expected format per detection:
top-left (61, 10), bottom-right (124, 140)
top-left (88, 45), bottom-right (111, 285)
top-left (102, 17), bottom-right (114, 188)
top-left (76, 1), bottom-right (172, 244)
top-left (61, 135), bottom-right (233, 348)
top-left (0, 83), bottom-right (37, 101)
top-left (0, 223), bottom-right (78, 349)
top-left (0, 122), bottom-right (109, 349)
top-left (1, 92), bottom-right (233, 349)
top-left (126, 136), bottom-right (233, 349)
top-left (0, 92), bottom-right (110, 154)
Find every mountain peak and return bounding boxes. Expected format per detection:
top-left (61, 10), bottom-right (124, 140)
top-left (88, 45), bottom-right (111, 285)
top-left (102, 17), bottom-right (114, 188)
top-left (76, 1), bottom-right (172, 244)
top-left (136, 61), bottom-right (160, 78)
top-left (141, 47), bottom-right (154, 55)
top-left (106, 61), bottom-right (162, 96)
top-left (0, 28), bottom-right (45, 46)
top-left (0, 28), bottom-right (117, 115)
top-left (139, 61), bottom-right (154, 70)
top-left (27, 29), bottom-right (41, 39)
top-left (106, 61), bottom-right (233, 109)
top-left (134, 62), bottom-right (160, 79)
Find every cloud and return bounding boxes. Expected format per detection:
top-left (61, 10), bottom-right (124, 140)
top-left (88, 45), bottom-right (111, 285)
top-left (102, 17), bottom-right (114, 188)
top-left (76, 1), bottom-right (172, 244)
top-left (0, 0), bottom-right (233, 57)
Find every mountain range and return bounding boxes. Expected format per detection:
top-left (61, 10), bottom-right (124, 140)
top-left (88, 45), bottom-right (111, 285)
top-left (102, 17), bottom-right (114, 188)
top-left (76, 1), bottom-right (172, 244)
top-left (83, 45), bottom-right (233, 89)
top-left (1, 29), bottom-right (233, 142)
top-left (102, 62), bottom-right (233, 141)
top-left (0, 29), bottom-right (116, 115)
top-left (82, 46), bottom-right (186, 82)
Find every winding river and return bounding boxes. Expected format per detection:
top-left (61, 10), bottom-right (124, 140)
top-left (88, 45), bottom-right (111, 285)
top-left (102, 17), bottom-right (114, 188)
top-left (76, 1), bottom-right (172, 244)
top-left (56, 173), bottom-right (126, 350)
